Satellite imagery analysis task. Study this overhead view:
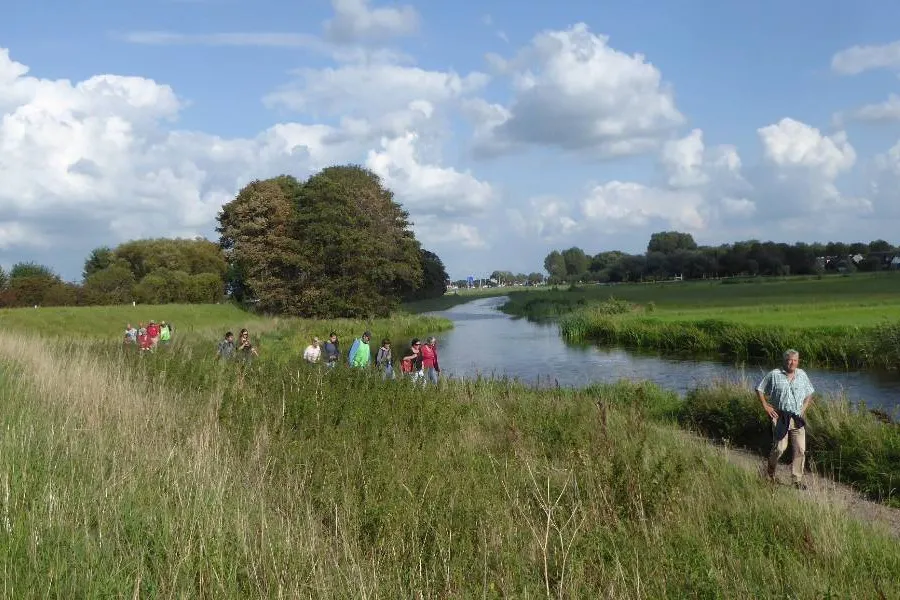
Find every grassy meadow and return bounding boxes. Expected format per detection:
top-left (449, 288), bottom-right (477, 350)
top-left (0, 302), bottom-right (271, 338)
top-left (506, 272), bottom-right (900, 313)
top-left (1, 324), bottom-right (899, 597)
top-left (498, 274), bottom-right (900, 369)
top-left (1, 300), bottom-right (899, 596)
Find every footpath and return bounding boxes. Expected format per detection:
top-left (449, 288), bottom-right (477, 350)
top-left (682, 431), bottom-right (900, 538)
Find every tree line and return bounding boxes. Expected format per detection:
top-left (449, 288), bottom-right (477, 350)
top-left (0, 238), bottom-right (228, 308)
top-left (0, 165), bottom-right (450, 313)
top-left (541, 232), bottom-right (899, 284)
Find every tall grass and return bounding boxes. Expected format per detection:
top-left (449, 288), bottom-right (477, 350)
top-left (1, 332), bottom-right (899, 596)
top-left (558, 313), bottom-right (900, 370)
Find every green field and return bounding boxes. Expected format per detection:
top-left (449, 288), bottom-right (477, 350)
top-left (0, 302), bottom-right (270, 338)
top-left (1, 302), bottom-right (899, 595)
top-left (1, 325), bottom-right (899, 597)
top-left (504, 273), bottom-right (900, 316)
top-left (499, 274), bottom-right (900, 369)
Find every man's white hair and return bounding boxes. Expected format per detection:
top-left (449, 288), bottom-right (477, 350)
top-left (783, 349), bottom-right (799, 361)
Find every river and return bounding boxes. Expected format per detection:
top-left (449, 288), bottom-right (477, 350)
top-left (427, 296), bottom-right (900, 412)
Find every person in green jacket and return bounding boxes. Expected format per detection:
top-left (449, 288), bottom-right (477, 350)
top-left (160, 321), bottom-right (172, 345)
top-left (350, 331), bottom-right (372, 368)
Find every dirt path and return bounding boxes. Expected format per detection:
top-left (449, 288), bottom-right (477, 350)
top-left (682, 431), bottom-right (900, 538)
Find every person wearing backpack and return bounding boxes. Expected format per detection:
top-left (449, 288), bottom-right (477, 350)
top-left (401, 339), bottom-right (424, 384)
top-left (376, 338), bottom-right (394, 380)
top-left (348, 331), bottom-right (372, 368)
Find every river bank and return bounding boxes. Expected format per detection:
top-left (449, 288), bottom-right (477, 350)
top-left (424, 298), bottom-right (900, 507)
top-left (500, 275), bottom-right (900, 370)
top-left (2, 328), bottom-right (898, 596)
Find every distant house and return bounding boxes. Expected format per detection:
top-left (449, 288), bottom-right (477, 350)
top-left (891, 256), bottom-right (900, 270)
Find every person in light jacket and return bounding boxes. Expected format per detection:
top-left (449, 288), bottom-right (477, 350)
top-left (303, 337), bottom-right (321, 363)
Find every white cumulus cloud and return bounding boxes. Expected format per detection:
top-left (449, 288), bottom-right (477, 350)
top-left (469, 23), bottom-right (684, 158)
top-left (0, 46), bottom-right (495, 278)
top-left (366, 132), bottom-right (495, 217)
top-left (832, 40), bottom-right (900, 75)
top-left (324, 0), bottom-right (419, 43)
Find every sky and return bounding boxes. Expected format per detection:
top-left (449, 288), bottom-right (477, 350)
top-left (2, 0), bottom-right (900, 282)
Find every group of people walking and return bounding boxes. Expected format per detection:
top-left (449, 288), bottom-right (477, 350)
top-left (302, 331), bottom-right (441, 384)
top-left (211, 328), bottom-right (442, 384)
top-left (123, 320), bottom-right (174, 351)
top-left (201, 324), bottom-right (815, 491)
top-left (214, 329), bottom-right (260, 362)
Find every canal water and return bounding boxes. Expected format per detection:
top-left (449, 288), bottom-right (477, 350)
top-left (427, 296), bottom-right (900, 412)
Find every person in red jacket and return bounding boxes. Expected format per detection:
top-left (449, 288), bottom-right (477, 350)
top-left (146, 320), bottom-right (161, 347)
top-left (420, 336), bottom-right (441, 385)
top-left (137, 328), bottom-right (153, 352)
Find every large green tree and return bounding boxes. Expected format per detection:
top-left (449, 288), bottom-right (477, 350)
top-left (111, 238), bottom-right (226, 280)
top-left (6, 262), bottom-right (61, 307)
top-left (218, 166), bottom-right (423, 318)
top-left (404, 249), bottom-right (449, 301)
top-left (80, 238), bottom-right (226, 305)
top-left (83, 264), bottom-right (136, 304)
top-left (543, 250), bottom-right (566, 281)
top-left (561, 247), bottom-right (590, 279)
top-left (647, 231), bottom-right (698, 254)
top-left (217, 176), bottom-right (304, 313)
top-left (83, 246), bottom-right (115, 279)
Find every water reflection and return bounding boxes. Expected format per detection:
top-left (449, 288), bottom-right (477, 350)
top-left (427, 296), bottom-right (900, 411)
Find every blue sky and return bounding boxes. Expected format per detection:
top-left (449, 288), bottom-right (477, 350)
top-left (2, 0), bottom-right (900, 281)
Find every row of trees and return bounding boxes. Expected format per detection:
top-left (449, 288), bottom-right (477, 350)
top-left (217, 166), bottom-right (447, 317)
top-left (0, 238), bottom-right (228, 308)
top-left (541, 232), bottom-right (900, 283)
top-left (2, 166), bottom-right (450, 314)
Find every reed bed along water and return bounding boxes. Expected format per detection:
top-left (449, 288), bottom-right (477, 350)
top-left (1, 328), bottom-right (899, 597)
top-left (558, 308), bottom-right (900, 370)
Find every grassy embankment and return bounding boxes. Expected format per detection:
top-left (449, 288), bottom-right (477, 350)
top-left (504, 274), bottom-right (900, 370)
top-left (1, 318), bottom-right (899, 596)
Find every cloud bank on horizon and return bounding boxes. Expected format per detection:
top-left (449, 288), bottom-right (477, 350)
top-left (1, 0), bottom-right (900, 280)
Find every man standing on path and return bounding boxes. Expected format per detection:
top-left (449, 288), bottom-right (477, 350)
top-left (350, 331), bottom-right (372, 368)
top-left (756, 349), bottom-right (815, 490)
